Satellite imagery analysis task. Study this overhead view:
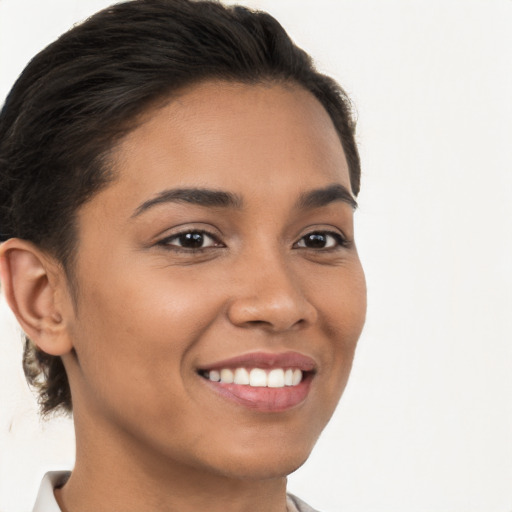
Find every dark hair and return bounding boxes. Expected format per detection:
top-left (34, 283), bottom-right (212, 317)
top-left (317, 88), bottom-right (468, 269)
top-left (0, 0), bottom-right (361, 416)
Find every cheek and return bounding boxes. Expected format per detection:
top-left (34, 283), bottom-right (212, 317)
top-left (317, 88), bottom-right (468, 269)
top-left (77, 256), bottom-right (222, 340)
top-left (309, 260), bottom-right (367, 341)
top-left (69, 262), bottom-right (225, 413)
top-left (307, 262), bottom-right (366, 394)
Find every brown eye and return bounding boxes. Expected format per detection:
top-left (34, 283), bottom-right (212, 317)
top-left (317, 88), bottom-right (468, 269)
top-left (177, 232), bottom-right (206, 248)
top-left (159, 230), bottom-right (221, 250)
top-left (295, 231), bottom-right (346, 249)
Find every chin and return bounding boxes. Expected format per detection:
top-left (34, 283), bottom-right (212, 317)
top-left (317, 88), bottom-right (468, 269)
top-left (199, 436), bottom-right (315, 481)
top-left (212, 451), bottom-right (311, 481)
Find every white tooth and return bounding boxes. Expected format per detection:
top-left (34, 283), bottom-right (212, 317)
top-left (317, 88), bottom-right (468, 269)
top-left (268, 368), bottom-right (285, 388)
top-left (220, 368), bottom-right (234, 384)
top-left (292, 369), bottom-right (303, 386)
top-left (208, 370), bottom-right (220, 382)
top-left (234, 368), bottom-right (250, 385)
top-left (284, 369), bottom-right (294, 386)
top-left (249, 368), bottom-right (267, 387)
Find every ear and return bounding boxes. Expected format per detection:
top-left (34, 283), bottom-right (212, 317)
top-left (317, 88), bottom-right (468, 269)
top-left (0, 238), bottom-right (74, 356)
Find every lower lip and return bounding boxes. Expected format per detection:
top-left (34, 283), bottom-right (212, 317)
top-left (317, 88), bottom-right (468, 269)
top-left (200, 374), bottom-right (313, 412)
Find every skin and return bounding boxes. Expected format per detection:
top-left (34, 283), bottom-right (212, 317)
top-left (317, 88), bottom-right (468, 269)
top-left (1, 81), bottom-right (366, 512)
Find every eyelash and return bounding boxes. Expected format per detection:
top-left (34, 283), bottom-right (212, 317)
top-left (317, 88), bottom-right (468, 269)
top-left (157, 229), bottom-right (350, 252)
top-left (294, 231), bottom-right (350, 250)
top-left (157, 229), bottom-right (223, 252)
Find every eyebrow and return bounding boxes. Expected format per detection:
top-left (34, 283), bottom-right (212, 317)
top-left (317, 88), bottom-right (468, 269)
top-left (132, 187), bottom-right (243, 218)
top-left (132, 183), bottom-right (357, 218)
top-left (296, 184), bottom-right (358, 210)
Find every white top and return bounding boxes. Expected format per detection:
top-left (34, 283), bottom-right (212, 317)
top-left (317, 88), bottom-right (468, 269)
top-left (32, 472), bottom-right (69, 512)
top-left (32, 471), bottom-right (318, 512)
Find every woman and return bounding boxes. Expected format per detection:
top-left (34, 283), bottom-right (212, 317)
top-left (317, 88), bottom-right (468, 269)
top-left (0, 1), bottom-right (366, 510)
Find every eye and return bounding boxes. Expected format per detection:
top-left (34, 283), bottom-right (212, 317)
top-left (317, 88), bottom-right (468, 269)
top-left (294, 231), bottom-right (347, 250)
top-left (158, 230), bottom-right (222, 250)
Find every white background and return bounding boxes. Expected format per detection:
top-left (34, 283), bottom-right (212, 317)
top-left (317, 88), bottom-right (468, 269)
top-left (1, 1), bottom-right (511, 511)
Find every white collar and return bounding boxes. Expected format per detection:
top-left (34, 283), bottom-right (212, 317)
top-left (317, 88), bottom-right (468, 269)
top-left (31, 470), bottom-right (306, 512)
top-left (32, 471), bottom-right (70, 512)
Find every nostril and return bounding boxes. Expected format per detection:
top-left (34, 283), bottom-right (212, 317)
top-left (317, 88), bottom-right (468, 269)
top-left (233, 314), bottom-right (311, 333)
top-left (246, 320), bottom-right (271, 327)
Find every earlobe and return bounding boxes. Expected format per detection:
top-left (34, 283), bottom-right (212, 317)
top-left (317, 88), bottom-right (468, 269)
top-left (0, 238), bottom-right (73, 356)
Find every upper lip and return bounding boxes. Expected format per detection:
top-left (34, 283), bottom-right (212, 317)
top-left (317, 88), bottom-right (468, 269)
top-left (198, 351), bottom-right (317, 372)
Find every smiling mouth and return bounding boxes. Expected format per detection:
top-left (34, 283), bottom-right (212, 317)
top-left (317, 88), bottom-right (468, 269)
top-left (199, 367), bottom-right (305, 388)
top-left (197, 352), bottom-right (316, 411)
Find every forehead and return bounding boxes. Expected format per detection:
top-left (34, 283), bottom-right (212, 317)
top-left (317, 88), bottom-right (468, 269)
top-left (117, 81), bottom-right (348, 185)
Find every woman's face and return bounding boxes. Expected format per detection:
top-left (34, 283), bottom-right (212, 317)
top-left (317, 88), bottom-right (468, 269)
top-left (64, 81), bottom-right (366, 479)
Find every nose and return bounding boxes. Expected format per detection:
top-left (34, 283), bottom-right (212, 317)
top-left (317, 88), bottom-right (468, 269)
top-left (226, 252), bottom-right (318, 332)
